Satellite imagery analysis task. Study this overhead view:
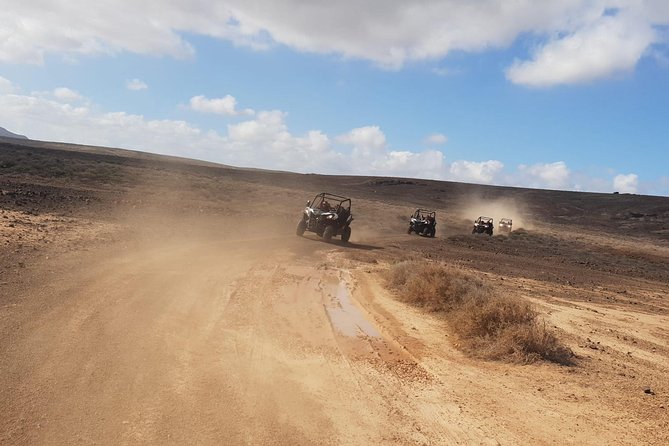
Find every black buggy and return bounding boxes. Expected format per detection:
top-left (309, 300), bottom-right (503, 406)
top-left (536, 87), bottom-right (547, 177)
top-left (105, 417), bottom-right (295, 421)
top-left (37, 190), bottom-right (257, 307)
top-left (408, 209), bottom-right (436, 237)
top-left (472, 216), bottom-right (494, 235)
top-left (296, 193), bottom-right (353, 242)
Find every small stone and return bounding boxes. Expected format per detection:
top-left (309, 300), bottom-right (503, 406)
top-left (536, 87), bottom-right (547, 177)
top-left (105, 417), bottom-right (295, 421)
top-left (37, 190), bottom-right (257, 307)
top-left (643, 387), bottom-right (655, 395)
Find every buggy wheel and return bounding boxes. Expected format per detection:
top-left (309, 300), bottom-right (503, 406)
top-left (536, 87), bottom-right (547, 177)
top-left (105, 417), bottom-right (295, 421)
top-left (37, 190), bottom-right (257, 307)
top-left (429, 227), bottom-right (436, 238)
top-left (341, 226), bottom-right (351, 242)
top-left (487, 229), bottom-right (493, 236)
top-left (422, 227), bottom-right (430, 236)
top-left (323, 225), bottom-right (335, 242)
top-left (296, 219), bottom-right (307, 236)
top-left (472, 228), bottom-right (477, 234)
top-left (407, 226), bottom-right (413, 234)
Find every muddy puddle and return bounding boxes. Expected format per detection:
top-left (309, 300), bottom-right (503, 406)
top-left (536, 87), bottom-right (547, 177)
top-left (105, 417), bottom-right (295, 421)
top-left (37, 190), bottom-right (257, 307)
top-left (324, 275), bottom-right (380, 338)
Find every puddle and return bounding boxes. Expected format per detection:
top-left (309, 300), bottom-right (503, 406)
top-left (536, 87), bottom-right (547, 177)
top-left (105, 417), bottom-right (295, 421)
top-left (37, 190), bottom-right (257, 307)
top-left (325, 278), bottom-right (380, 338)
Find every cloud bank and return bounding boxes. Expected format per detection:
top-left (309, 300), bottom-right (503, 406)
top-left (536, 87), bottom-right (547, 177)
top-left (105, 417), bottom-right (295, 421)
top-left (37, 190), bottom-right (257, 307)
top-left (613, 173), bottom-right (639, 193)
top-left (2, 1), bottom-right (668, 86)
top-left (0, 79), bottom-right (654, 193)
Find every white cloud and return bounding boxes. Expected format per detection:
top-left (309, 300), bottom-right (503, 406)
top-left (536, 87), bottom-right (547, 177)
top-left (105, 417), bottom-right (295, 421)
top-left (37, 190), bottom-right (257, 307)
top-left (0, 92), bottom-right (201, 153)
top-left (1, 2), bottom-right (667, 84)
top-left (370, 150), bottom-right (446, 179)
top-left (517, 161), bottom-right (571, 189)
top-left (336, 126), bottom-right (447, 177)
top-left (126, 79), bottom-right (148, 91)
top-left (0, 76), bottom-right (15, 93)
top-left (190, 95), bottom-right (254, 116)
top-left (424, 133), bottom-right (448, 145)
top-left (0, 2), bottom-right (195, 64)
top-left (53, 87), bottom-right (83, 102)
top-left (506, 11), bottom-right (656, 87)
top-left (450, 160), bottom-right (504, 183)
top-left (0, 88), bottom-right (339, 173)
top-left (337, 126), bottom-right (387, 159)
top-left (613, 173), bottom-right (638, 193)
top-left (224, 110), bottom-right (343, 172)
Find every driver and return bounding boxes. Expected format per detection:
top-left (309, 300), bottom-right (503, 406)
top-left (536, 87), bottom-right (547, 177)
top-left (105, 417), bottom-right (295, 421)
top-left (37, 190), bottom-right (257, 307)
top-left (320, 200), bottom-right (331, 211)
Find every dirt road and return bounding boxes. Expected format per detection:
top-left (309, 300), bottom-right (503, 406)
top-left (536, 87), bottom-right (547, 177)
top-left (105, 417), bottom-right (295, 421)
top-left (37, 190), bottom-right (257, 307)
top-left (2, 224), bottom-right (665, 445)
top-left (1, 230), bottom-right (460, 445)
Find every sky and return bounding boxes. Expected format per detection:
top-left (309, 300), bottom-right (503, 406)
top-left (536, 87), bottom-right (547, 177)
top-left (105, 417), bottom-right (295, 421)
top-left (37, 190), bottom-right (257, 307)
top-left (1, 1), bottom-right (668, 196)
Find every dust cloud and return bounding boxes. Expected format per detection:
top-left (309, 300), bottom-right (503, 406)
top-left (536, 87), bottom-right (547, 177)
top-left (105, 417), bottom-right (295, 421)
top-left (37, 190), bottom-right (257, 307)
top-left (455, 196), bottom-right (533, 230)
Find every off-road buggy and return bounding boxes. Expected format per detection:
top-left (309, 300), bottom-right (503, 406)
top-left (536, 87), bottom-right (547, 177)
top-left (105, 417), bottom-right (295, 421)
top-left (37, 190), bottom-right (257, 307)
top-left (472, 216), bottom-right (494, 235)
top-left (498, 218), bottom-right (513, 233)
top-left (296, 192), bottom-right (353, 242)
top-left (408, 209), bottom-right (436, 237)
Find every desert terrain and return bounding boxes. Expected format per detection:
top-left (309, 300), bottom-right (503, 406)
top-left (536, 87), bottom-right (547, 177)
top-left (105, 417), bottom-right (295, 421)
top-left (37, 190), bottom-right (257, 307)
top-left (1, 137), bottom-right (668, 445)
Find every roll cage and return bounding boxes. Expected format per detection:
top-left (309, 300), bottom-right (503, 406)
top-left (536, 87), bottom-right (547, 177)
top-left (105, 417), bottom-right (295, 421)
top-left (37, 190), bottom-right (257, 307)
top-left (412, 209), bottom-right (435, 220)
top-left (309, 192), bottom-right (351, 212)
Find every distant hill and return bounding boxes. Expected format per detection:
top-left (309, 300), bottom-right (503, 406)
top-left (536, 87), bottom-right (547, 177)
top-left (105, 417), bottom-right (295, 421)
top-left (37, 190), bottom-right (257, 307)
top-left (0, 126), bottom-right (28, 139)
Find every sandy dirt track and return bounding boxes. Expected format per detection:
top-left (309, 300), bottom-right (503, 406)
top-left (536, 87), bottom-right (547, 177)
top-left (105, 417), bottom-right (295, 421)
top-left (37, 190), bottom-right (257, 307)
top-left (1, 139), bottom-right (668, 445)
top-left (1, 230), bottom-right (493, 445)
top-left (2, 228), bottom-right (666, 445)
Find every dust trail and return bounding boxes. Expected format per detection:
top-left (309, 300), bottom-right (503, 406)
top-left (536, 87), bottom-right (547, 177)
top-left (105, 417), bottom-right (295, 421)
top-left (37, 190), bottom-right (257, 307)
top-left (455, 196), bottom-right (533, 230)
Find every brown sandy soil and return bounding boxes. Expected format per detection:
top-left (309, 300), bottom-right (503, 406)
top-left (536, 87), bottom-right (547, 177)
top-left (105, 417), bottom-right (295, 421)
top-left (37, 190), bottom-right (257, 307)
top-left (1, 139), bottom-right (668, 445)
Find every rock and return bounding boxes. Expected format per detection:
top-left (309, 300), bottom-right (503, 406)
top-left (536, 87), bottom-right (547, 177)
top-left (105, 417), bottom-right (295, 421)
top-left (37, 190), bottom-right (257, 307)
top-left (643, 387), bottom-right (655, 395)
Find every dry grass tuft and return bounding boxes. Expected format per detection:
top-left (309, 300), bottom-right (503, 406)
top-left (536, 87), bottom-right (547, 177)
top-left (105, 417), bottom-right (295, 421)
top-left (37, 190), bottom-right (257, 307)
top-left (386, 260), bottom-right (573, 365)
top-left (388, 261), bottom-right (488, 312)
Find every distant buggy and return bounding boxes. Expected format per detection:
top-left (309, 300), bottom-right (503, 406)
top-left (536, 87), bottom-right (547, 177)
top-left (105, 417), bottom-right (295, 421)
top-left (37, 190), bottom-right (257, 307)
top-left (408, 209), bottom-right (436, 237)
top-left (472, 216), bottom-right (494, 235)
top-left (498, 218), bottom-right (513, 233)
top-left (296, 192), bottom-right (353, 242)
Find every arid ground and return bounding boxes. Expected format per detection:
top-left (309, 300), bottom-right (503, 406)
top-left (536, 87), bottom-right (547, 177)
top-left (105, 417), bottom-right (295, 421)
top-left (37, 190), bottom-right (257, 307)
top-left (1, 138), bottom-right (668, 445)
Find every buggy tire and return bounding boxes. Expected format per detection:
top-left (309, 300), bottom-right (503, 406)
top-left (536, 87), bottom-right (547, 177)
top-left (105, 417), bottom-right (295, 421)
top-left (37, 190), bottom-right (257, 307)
top-left (296, 219), bottom-right (307, 236)
top-left (341, 226), bottom-right (351, 242)
top-left (422, 227), bottom-right (430, 236)
top-left (323, 225), bottom-right (335, 242)
top-left (472, 228), bottom-right (477, 234)
top-left (407, 226), bottom-right (413, 234)
top-left (429, 227), bottom-right (436, 237)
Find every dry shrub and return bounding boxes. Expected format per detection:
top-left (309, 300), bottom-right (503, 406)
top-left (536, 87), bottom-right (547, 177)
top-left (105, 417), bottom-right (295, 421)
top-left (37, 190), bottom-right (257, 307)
top-left (391, 262), bottom-right (488, 312)
top-left (493, 323), bottom-right (573, 364)
top-left (453, 296), bottom-right (573, 364)
top-left (386, 260), bottom-right (573, 365)
top-left (453, 294), bottom-right (537, 338)
top-left (386, 260), bottom-right (415, 289)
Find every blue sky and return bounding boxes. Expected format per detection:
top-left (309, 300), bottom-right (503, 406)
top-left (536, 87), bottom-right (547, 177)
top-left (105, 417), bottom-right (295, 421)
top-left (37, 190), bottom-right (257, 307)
top-left (1, 1), bottom-right (668, 195)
